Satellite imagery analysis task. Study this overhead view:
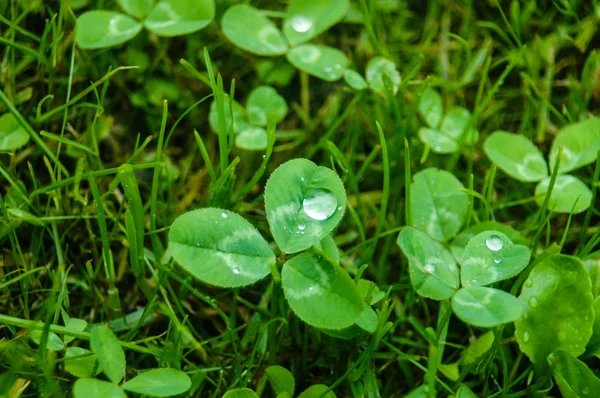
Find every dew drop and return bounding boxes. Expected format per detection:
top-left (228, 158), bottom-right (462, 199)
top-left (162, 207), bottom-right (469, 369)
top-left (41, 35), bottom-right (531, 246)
top-left (523, 331), bottom-right (530, 342)
top-left (337, 205), bottom-right (343, 211)
top-left (300, 176), bottom-right (305, 182)
top-left (324, 66), bottom-right (333, 72)
top-left (309, 286), bottom-right (314, 291)
top-left (290, 15), bottom-right (313, 33)
top-left (334, 63), bottom-right (342, 69)
top-left (302, 189), bottom-right (338, 221)
top-left (298, 223), bottom-right (306, 231)
top-left (424, 264), bottom-right (435, 274)
top-left (232, 268), bottom-right (240, 275)
top-left (494, 257), bottom-right (502, 264)
top-left (221, 212), bottom-right (228, 219)
top-left (329, 73), bottom-right (337, 79)
top-left (485, 235), bottom-right (504, 251)
top-left (528, 297), bottom-right (538, 307)
top-left (524, 278), bottom-right (533, 287)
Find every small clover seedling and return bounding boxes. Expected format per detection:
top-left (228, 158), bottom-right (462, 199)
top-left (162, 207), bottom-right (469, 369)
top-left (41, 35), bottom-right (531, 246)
top-left (0, 113), bottom-right (29, 152)
top-left (484, 118), bottom-right (599, 213)
top-left (76, 0), bottom-right (215, 49)
top-left (168, 158), bottom-right (376, 332)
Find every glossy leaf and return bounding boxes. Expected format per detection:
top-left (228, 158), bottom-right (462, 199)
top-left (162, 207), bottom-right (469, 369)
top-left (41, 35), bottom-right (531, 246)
top-left (282, 0), bottom-right (349, 46)
top-left (117, 0), bottom-right (153, 19)
top-left (64, 347), bottom-right (100, 378)
top-left (72, 378), bottom-right (126, 398)
top-left (397, 227), bottom-right (460, 300)
top-left (483, 131), bottom-right (548, 182)
top-left (168, 208), bottom-right (274, 287)
top-left (144, 0), bottom-right (214, 36)
top-left (265, 158), bottom-right (346, 253)
top-left (0, 113), bottom-right (29, 151)
top-left (515, 254), bottom-right (594, 373)
top-left (122, 368), bottom-right (192, 397)
top-left (410, 168), bottom-right (469, 242)
top-left (297, 384), bottom-right (336, 398)
top-left (452, 287), bottom-right (523, 327)
top-left (265, 366), bottom-right (295, 397)
top-left (365, 57), bottom-right (401, 94)
top-left (281, 252), bottom-right (363, 329)
top-left (246, 86), bottom-right (287, 126)
top-left (286, 45), bottom-right (348, 82)
top-left (549, 118), bottom-right (600, 174)
top-left (208, 96), bottom-right (249, 136)
top-left (91, 325), bottom-right (126, 384)
top-left (461, 230), bottom-right (531, 287)
top-left (235, 127), bottom-right (268, 151)
top-left (222, 388), bottom-right (259, 398)
top-left (534, 175), bottom-right (592, 214)
top-left (222, 5), bottom-right (288, 56)
top-left (549, 350), bottom-right (600, 397)
top-left (319, 234), bottom-right (340, 263)
top-left (76, 11), bottom-right (142, 49)
top-left (418, 88), bottom-right (443, 129)
top-left (343, 70), bottom-right (367, 90)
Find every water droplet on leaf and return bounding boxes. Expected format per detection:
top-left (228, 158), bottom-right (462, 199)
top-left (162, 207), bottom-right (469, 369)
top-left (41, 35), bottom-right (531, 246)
top-left (523, 331), bottom-right (530, 342)
top-left (232, 268), bottom-right (240, 275)
top-left (524, 278), bottom-right (533, 287)
top-left (290, 15), bottom-right (312, 33)
top-left (528, 297), bottom-right (538, 307)
top-left (302, 189), bottom-right (338, 221)
top-left (494, 257), bottom-right (502, 264)
top-left (309, 286), bottom-right (314, 291)
top-left (337, 205), bottom-right (343, 211)
top-left (485, 235), bottom-right (504, 251)
top-left (221, 212), bottom-right (228, 218)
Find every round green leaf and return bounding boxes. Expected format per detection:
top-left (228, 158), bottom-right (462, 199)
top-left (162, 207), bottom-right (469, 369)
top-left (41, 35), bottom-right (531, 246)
top-left (222, 388), bottom-right (259, 398)
top-left (281, 252), bottom-right (363, 330)
top-left (117, 0), bottom-right (153, 19)
top-left (246, 86), bottom-right (287, 126)
top-left (91, 325), bottom-right (126, 384)
top-left (235, 127), bottom-right (268, 151)
top-left (265, 158), bottom-right (346, 254)
top-left (515, 254), bottom-right (594, 373)
top-left (209, 96), bottom-right (249, 136)
top-left (439, 107), bottom-right (479, 145)
top-left (144, 0), bottom-right (214, 36)
top-left (535, 175), bottom-right (592, 214)
top-left (365, 57), bottom-right (401, 94)
top-left (418, 88), bottom-right (443, 129)
top-left (122, 368), bottom-right (192, 397)
top-left (286, 45), bottom-right (348, 82)
top-left (452, 287), bottom-right (524, 328)
top-left (397, 227), bottom-right (460, 300)
top-left (461, 230), bottom-right (531, 287)
top-left (549, 350), bottom-right (600, 397)
top-left (0, 113), bottom-right (29, 151)
top-left (265, 366), bottom-right (295, 397)
top-left (343, 70), bottom-right (368, 90)
top-left (318, 324), bottom-right (361, 340)
top-left (73, 378), bottom-right (127, 398)
top-left (410, 168), bottom-right (469, 242)
top-left (297, 384), bottom-right (336, 398)
top-left (168, 208), bottom-right (275, 288)
top-left (76, 11), bottom-right (142, 49)
top-left (483, 131), bottom-right (548, 182)
top-left (418, 128), bottom-right (458, 154)
top-left (64, 317), bottom-right (88, 344)
top-left (64, 347), bottom-right (100, 378)
top-left (549, 118), bottom-right (600, 174)
top-left (222, 5), bottom-right (288, 56)
top-left (282, 0), bottom-right (349, 46)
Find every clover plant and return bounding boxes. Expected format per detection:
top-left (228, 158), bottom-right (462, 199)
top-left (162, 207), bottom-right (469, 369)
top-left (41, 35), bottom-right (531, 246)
top-left (168, 158), bottom-right (376, 333)
top-left (75, 0), bottom-right (215, 49)
top-left (0, 113), bottom-right (29, 152)
top-left (484, 118), bottom-right (599, 213)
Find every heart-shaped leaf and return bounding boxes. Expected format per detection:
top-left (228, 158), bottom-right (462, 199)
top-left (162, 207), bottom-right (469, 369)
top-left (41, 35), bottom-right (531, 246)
top-left (281, 251), bottom-right (363, 329)
top-left (549, 118), bottom-right (600, 174)
top-left (0, 113), bottom-right (29, 151)
top-left (418, 88), bottom-right (443, 129)
top-left (121, 368), bottom-right (192, 397)
top-left (208, 96), bottom-right (249, 135)
top-left (397, 227), bottom-right (460, 300)
top-left (515, 254), bottom-right (594, 373)
top-left (90, 325), bottom-right (126, 384)
top-left (549, 350), bottom-right (600, 397)
top-left (286, 44), bottom-right (348, 82)
top-left (73, 378), bottom-right (127, 398)
top-left (282, 0), bottom-right (349, 46)
top-left (117, 0), bottom-right (153, 19)
top-left (144, 0), bottom-right (214, 36)
top-left (168, 208), bottom-right (275, 287)
top-left (419, 107), bottom-right (479, 154)
top-left (535, 175), bottom-right (592, 214)
top-left (222, 5), bottom-right (288, 56)
top-left (365, 57), bottom-right (401, 94)
top-left (343, 70), bottom-right (368, 90)
top-left (461, 230), bottom-right (531, 287)
top-left (246, 86), bottom-right (287, 126)
top-left (484, 131), bottom-right (548, 182)
top-left (451, 286), bottom-right (523, 328)
top-left (410, 168), bottom-right (469, 242)
top-left (265, 158), bottom-right (346, 254)
top-left (265, 366), bottom-right (295, 397)
top-left (235, 127), bottom-right (268, 151)
top-left (76, 11), bottom-right (142, 49)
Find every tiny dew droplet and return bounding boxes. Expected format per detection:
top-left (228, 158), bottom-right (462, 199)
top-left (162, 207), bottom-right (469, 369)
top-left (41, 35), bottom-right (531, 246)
top-left (221, 212), bottom-right (228, 219)
top-left (232, 268), bottom-right (240, 275)
top-left (290, 15), bottom-right (313, 33)
top-left (494, 257), bottom-right (502, 264)
top-left (300, 176), bottom-right (305, 182)
top-left (485, 235), bottom-right (504, 251)
top-left (309, 286), bottom-right (314, 291)
top-left (528, 297), bottom-right (538, 307)
top-left (303, 189), bottom-right (338, 221)
top-left (523, 331), bottom-right (530, 342)
top-left (524, 278), bottom-right (533, 287)
top-left (337, 205), bottom-right (343, 211)
top-left (298, 223), bottom-right (306, 231)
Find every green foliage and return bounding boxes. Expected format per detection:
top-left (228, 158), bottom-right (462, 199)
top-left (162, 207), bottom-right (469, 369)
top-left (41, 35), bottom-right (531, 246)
top-left (121, 368), bottom-right (192, 396)
top-left (265, 365), bottom-right (295, 397)
top-left (90, 325), bottom-right (126, 384)
top-left (282, 0), bottom-right (349, 46)
top-left (548, 118), bottom-right (600, 174)
top-left (0, 113), bottom-right (29, 151)
top-left (222, 388), bottom-right (260, 398)
top-left (75, 11), bottom-right (142, 49)
top-left (549, 350), bottom-right (600, 397)
top-left (73, 378), bottom-right (127, 398)
top-left (365, 57), bottom-right (401, 94)
top-left (483, 131), bottom-right (548, 182)
top-left (451, 286), bottom-right (523, 328)
top-left (287, 45), bottom-right (348, 82)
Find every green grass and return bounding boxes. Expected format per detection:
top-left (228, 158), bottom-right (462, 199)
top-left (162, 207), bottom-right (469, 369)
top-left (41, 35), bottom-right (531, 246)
top-left (1, 0), bottom-right (600, 397)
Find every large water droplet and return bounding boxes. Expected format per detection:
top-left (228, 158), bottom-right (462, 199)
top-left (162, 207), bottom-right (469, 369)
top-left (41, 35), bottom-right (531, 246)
top-left (528, 297), bottom-right (538, 307)
top-left (303, 189), bottom-right (338, 221)
top-left (290, 15), bottom-right (313, 33)
top-left (523, 331), bottom-right (530, 342)
top-left (486, 235), bottom-right (504, 251)
top-left (232, 268), bottom-right (240, 275)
